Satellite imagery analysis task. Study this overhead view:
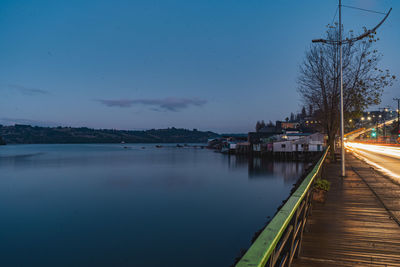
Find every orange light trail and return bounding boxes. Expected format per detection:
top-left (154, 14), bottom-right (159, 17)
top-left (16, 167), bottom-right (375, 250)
top-left (345, 142), bottom-right (400, 159)
top-left (345, 142), bottom-right (400, 182)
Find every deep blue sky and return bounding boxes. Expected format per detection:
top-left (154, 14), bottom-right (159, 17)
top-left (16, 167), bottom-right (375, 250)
top-left (0, 0), bottom-right (399, 133)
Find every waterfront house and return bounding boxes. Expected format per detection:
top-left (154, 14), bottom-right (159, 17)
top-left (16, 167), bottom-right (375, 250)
top-left (273, 140), bottom-right (294, 153)
top-left (273, 133), bottom-right (325, 153)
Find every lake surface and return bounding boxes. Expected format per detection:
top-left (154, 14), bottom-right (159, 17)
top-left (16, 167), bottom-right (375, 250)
top-left (0, 144), bottom-right (308, 266)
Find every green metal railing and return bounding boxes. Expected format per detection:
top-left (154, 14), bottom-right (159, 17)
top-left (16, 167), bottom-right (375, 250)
top-left (236, 147), bottom-right (329, 267)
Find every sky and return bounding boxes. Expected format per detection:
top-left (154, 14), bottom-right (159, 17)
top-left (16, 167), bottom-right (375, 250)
top-left (0, 0), bottom-right (399, 133)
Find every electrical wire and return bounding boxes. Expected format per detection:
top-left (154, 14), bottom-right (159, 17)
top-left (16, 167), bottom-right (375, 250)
top-left (342, 4), bottom-right (387, 15)
top-left (331, 6), bottom-right (339, 26)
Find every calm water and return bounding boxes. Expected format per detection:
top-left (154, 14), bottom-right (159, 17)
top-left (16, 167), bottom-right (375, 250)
top-left (0, 144), bottom-right (307, 266)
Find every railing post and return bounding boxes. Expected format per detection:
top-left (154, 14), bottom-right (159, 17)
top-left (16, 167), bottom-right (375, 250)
top-left (288, 204), bottom-right (300, 266)
top-left (296, 190), bottom-right (310, 258)
top-left (309, 183), bottom-right (313, 217)
top-left (269, 248), bottom-right (275, 267)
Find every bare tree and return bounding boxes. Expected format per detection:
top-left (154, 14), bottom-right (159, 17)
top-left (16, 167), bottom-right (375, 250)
top-left (298, 26), bottom-right (395, 158)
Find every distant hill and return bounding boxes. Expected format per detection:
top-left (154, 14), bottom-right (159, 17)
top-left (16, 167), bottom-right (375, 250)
top-left (0, 125), bottom-right (219, 144)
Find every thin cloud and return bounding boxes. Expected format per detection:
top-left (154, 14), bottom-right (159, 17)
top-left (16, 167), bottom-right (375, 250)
top-left (97, 97), bottom-right (207, 111)
top-left (98, 99), bottom-right (136, 108)
top-left (7, 84), bottom-right (49, 95)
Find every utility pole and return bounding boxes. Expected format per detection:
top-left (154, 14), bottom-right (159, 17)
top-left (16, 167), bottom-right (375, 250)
top-left (338, 0), bottom-right (345, 177)
top-left (378, 107), bottom-right (390, 141)
top-left (378, 107), bottom-right (385, 140)
top-left (312, 2), bottom-right (391, 177)
top-left (394, 98), bottom-right (400, 136)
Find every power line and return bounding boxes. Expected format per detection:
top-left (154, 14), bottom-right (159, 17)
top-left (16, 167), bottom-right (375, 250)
top-left (342, 5), bottom-right (387, 15)
top-left (312, 7), bottom-right (392, 45)
top-left (331, 6), bottom-right (339, 26)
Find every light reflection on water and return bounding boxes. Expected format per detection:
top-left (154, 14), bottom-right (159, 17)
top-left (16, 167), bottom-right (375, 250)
top-left (0, 144), bottom-right (307, 267)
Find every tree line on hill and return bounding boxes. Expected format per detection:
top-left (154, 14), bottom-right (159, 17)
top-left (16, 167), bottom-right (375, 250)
top-left (0, 124), bottom-right (219, 144)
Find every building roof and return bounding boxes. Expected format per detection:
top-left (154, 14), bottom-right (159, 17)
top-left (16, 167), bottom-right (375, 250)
top-left (286, 133), bottom-right (312, 136)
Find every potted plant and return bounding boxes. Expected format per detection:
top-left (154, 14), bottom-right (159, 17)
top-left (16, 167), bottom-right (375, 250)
top-left (313, 178), bottom-right (331, 203)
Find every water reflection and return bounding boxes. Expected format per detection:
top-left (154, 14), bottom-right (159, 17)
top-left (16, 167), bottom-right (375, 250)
top-left (227, 155), bottom-right (307, 183)
top-left (0, 144), bottom-right (308, 267)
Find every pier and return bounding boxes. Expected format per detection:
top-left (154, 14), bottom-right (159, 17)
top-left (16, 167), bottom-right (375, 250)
top-left (236, 149), bottom-right (400, 266)
top-left (293, 154), bottom-right (400, 266)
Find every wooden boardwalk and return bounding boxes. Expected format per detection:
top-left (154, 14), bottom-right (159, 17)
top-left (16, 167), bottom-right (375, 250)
top-left (293, 154), bottom-right (400, 267)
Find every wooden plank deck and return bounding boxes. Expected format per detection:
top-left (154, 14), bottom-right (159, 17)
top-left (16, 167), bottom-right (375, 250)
top-left (293, 154), bottom-right (400, 267)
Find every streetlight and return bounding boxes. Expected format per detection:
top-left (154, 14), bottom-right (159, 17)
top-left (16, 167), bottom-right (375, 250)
top-left (361, 117), bottom-right (365, 121)
top-left (311, 1), bottom-right (391, 177)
